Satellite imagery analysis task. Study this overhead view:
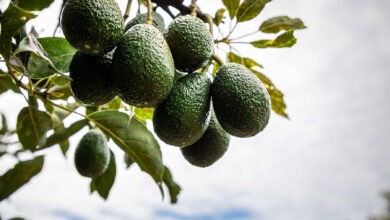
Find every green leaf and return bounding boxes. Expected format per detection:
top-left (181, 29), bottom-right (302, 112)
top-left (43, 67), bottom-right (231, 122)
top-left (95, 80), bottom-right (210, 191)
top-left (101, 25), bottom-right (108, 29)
top-left (222, 0), bottom-right (239, 19)
top-left (47, 84), bottom-right (72, 100)
top-left (55, 124), bottom-right (70, 156)
top-left (124, 153), bottom-right (135, 168)
top-left (16, 107), bottom-right (53, 150)
top-left (0, 156), bottom-right (44, 201)
top-left (236, 0), bottom-right (271, 23)
top-left (134, 108), bottom-right (154, 124)
top-left (251, 30), bottom-right (296, 48)
top-left (27, 37), bottom-right (76, 78)
top-left (0, 113), bottom-right (8, 135)
top-left (213, 8), bottom-right (226, 26)
top-left (87, 110), bottom-right (164, 183)
top-left (90, 150), bottom-right (116, 200)
top-left (0, 3), bottom-right (37, 60)
top-left (17, 0), bottom-right (54, 11)
top-left (251, 70), bottom-right (288, 118)
top-left (260, 16), bottom-right (306, 33)
top-left (227, 52), bottom-right (263, 69)
top-left (162, 166), bottom-right (181, 204)
top-left (106, 97), bottom-right (122, 110)
top-left (43, 119), bottom-right (88, 150)
top-left (0, 74), bottom-right (19, 94)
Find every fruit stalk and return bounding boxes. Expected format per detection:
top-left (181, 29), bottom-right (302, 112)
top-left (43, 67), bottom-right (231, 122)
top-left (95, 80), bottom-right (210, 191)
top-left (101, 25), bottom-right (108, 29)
top-left (124, 0), bottom-right (133, 20)
top-left (190, 0), bottom-right (197, 17)
top-left (146, 0), bottom-right (154, 25)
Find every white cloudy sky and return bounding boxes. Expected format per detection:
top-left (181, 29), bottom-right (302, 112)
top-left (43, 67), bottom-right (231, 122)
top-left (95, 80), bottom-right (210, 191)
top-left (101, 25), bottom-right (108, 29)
top-left (1, 0), bottom-right (390, 219)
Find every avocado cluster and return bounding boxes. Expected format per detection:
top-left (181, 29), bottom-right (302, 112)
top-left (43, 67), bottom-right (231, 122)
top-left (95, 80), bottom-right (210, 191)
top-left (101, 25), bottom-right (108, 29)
top-left (61, 2), bottom-right (270, 169)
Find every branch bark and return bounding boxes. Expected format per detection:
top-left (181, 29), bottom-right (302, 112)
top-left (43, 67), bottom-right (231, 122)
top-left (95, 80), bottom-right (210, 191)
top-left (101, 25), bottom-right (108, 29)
top-left (151, 0), bottom-right (208, 22)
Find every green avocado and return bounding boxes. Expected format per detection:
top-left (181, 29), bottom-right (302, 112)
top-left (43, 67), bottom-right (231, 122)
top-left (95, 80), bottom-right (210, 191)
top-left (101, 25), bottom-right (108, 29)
top-left (212, 63), bottom-right (271, 137)
top-left (181, 111), bottom-right (230, 167)
top-left (164, 15), bottom-right (213, 72)
top-left (153, 72), bottom-right (212, 147)
top-left (61, 0), bottom-right (124, 55)
top-left (111, 24), bottom-right (175, 107)
top-left (125, 12), bottom-right (165, 33)
top-left (74, 130), bottom-right (110, 178)
top-left (69, 51), bottom-right (116, 106)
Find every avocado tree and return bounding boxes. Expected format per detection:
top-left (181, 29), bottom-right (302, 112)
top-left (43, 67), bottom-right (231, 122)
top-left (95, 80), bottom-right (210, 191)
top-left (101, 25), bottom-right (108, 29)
top-left (0, 0), bottom-right (305, 204)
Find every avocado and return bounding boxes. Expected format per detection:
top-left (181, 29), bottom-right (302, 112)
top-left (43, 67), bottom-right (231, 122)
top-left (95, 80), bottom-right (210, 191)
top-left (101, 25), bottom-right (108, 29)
top-left (212, 63), bottom-right (271, 137)
top-left (125, 12), bottom-right (165, 33)
top-left (61, 0), bottom-right (124, 55)
top-left (153, 72), bottom-right (212, 147)
top-left (111, 24), bottom-right (175, 107)
top-left (164, 15), bottom-right (213, 72)
top-left (69, 51), bottom-right (116, 106)
top-left (181, 111), bottom-right (230, 167)
top-left (74, 130), bottom-right (110, 178)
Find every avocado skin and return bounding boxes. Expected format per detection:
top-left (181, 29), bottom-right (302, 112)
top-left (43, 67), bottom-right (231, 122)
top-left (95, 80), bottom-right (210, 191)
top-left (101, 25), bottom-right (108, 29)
top-left (164, 15), bottom-right (213, 72)
top-left (125, 12), bottom-right (165, 33)
top-left (153, 73), bottom-right (212, 147)
top-left (111, 24), bottom-right (175, 107)
top-left (212, 63), bottom-right (271, 137)
top-left (69, 51), bottom-right (116, 106)
top-left (181, 111), bottom-right (230, 167)
top-left (61, 0), bottom-right (124, 55)
top-left (74, 130), bottom-right (110, 178)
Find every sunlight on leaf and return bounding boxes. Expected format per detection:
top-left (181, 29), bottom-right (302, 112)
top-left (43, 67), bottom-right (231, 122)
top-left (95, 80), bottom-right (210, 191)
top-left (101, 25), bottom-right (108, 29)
top-left (260, 16), bottom-right (306, 33)
top-left (251, 30), bottom-right (296, 48)
top-left (236, 0), bottom-right (271, 23)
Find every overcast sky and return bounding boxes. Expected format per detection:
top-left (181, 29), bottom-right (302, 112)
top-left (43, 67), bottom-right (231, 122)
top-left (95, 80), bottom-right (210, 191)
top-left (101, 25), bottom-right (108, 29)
top-left (1, 0), bottom-right (390, 219)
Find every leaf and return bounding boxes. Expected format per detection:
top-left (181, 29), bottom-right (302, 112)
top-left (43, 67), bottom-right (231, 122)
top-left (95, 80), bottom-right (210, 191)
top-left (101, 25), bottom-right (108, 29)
top-left (0, 74), bottom-right (19, 94)
top-left (106, 97), bottom-right (122, 110)
top-left (0, 113), bottom-right (8, 135)
top-left (16, 107), bottom-right (53, 150)
top-left (90, 150), bottom-right (116, 200)
top-left (236, 0), bottom-right (271, 23)
top-left (87, 110), bottom-right (164, 183)
top-left (251, 30), bottom-right (296, 48)
top-left (47, 84), bottom-right (72, 100)
top-left (162, 166), bottom-right (181, 204)
top-left (17, 0), bottom-right (54, 11)
top-left (251, 70), bottom-right (288, 118)
top-left (222, 0), bottom-right (239, 19)
top-left (134, 108), bottom-right (154, 124)
top-left (43, 119), bottom-right (88, 149)
top-left (0, 156), bottom-right (44, 201)
top-left (213, 8), bottom-right (226, 26)
top-left (227, 52), bottom-right (263, 69)
top-left (260, 16), bottom-right (306, 33)
top-left (27, 37), bottom-right (76, 78)
top-left (54, 124), bottom-right (70, 156)
top-left (0, 3), bottom-right (37, 60)
top-left (124, 153), bottom-right (135, 168)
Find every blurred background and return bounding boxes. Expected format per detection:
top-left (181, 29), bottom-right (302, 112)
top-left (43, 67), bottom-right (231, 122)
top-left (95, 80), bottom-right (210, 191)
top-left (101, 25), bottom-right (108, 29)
top-left (0, 0), bottom-right (390, 219)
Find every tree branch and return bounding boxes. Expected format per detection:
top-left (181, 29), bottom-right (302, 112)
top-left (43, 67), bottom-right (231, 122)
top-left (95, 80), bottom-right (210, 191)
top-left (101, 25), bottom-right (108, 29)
top-left (151, 0), bottom-right (208, 22)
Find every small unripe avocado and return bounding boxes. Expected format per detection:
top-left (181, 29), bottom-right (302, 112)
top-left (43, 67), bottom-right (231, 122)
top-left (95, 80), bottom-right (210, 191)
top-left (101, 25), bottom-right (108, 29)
top-left (74, 130), bottom-right (110, 178)
top-left (181, 111), bottom-right (230, 167)
top-left (69, 51), bottom-right (116, 106)
top-left (164, 15), bottom-right (213, 72)
top-left (111, 24), bottom-right (175, 107)
top-left (153, 73), bottom-right (212, 147)
top-left (212, 63), bottom-right (271, 137)
top-left (61, 0), bottom-right (124, 55)
top-left (125, 12), bottom-right (165, 33)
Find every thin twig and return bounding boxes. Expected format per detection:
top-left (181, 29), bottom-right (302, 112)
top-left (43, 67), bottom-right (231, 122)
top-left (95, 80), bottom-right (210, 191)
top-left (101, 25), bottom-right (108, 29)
top-left (146, 0), bottom-right (153, 24)
top-left (124, 0), bottom-right (133, 20)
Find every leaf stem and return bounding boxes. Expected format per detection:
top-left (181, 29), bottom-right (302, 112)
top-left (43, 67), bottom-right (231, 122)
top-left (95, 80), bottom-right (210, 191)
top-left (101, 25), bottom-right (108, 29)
top-left (230, 30), bottom-right (259, 41)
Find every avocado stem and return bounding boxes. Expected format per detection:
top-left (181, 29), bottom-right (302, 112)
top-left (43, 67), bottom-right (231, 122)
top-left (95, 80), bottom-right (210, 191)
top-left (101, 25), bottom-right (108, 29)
top-left (190, 0), bottom-right (197, 16)
top-left (124, 0), bottom-right (133, 20)
top-left (146, 0), bottom-right (154, 24)
top-left (211, 53), bottom-right (224, 67)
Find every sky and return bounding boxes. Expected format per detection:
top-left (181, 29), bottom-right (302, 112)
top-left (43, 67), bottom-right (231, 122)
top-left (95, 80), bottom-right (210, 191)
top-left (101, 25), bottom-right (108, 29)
top-left (1, 0), bottom-right (390, 219)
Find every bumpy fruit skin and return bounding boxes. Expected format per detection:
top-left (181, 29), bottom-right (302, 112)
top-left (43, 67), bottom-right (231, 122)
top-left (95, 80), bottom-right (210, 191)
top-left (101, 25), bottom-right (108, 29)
top-left (61, 0), bottom-right (124, 55)
top-left (153, 73), bottom-right (212, 147)
top-left (164, 15), bottom-right (213, 72)
top-left (125, 12), bottom-right (165, 33)
top-left (111, 24), bottom-right (175, 107)
top-left (74, 130), bottom-right (110, 178)
top-left (69, 51), bottom-right (116, 106)
top-left (181, 111), bottom-right (230, 167)
top-left (212, 63), bottom-right (271, 137)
